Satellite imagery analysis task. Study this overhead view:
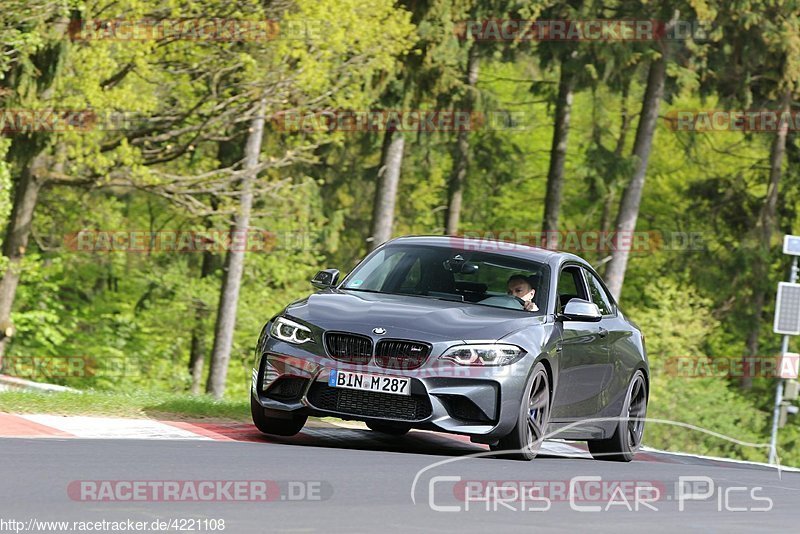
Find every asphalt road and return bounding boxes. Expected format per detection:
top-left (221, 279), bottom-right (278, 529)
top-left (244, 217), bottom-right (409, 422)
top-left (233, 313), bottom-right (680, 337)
top-left (2, 424), bottom-right (799, 533)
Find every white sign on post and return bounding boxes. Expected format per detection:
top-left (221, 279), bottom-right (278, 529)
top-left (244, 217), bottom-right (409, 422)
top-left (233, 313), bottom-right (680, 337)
top-left (779, 352), bottom-right (800, 379)
top-left (783, 235), bottom-right (800, 256)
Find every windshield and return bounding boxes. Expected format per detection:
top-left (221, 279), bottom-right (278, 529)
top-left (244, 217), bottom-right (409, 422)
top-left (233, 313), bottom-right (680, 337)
top-left (341, 244), bottom-right (549, 314)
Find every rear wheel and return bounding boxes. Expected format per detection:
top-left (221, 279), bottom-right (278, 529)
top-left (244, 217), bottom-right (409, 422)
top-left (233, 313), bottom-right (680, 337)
top-left (491, 362), bottom-right (551, 461)
top-left (366, 421), bottom-right (411, 436)
top-left (250, 395), bottom-right (307, 436)
top-left (587, 370), bottom-right (647, 462)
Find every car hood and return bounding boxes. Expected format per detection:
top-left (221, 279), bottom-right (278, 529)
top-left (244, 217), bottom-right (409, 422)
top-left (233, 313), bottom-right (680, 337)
top-left (283, 290), bottom-right (544, 343)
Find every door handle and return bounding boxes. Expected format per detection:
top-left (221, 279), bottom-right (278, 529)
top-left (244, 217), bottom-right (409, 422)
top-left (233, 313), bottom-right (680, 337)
top-left (598, 328), bottom-right (609, 338)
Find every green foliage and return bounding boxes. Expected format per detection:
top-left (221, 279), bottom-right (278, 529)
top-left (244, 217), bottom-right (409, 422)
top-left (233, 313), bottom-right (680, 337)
top-left (627, 279), bottom-right (769, 461)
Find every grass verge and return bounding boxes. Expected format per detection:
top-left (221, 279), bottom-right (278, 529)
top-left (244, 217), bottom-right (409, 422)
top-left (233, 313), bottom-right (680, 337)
top-left (0, 390), bottom-right (249, 421)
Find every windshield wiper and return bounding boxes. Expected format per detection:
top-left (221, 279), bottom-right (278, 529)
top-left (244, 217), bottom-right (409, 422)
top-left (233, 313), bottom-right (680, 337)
top-left (425, 291), bottom-right (464, 302)
top-left (340, 287), bottom-right (383, 294)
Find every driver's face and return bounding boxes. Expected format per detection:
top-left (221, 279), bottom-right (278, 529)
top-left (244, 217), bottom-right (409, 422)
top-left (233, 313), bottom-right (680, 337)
top-left (507, 280), bottom-right (533, 298)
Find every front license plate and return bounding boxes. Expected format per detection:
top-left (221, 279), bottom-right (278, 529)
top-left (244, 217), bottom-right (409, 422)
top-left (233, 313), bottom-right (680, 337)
top-left (328, 370), bottom-right (411, 396)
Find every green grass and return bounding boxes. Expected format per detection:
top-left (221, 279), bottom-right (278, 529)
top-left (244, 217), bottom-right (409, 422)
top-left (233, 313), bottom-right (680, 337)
top-left (0, 390), bottom-right (250, 421)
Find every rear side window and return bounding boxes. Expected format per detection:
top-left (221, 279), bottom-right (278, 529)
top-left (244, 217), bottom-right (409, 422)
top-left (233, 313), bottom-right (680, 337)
top-left (557, 266), bottom-right (587, 312)
top-left (585, 271), bottom-right (614, 316)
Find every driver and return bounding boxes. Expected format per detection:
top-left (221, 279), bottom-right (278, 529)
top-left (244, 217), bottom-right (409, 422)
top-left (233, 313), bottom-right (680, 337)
top-left (507, 274), bottom-right (538, 312)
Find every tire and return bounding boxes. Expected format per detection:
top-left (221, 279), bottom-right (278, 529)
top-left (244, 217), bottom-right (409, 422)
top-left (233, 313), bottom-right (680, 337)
top-left (250, 395), bottom-right (307, 436)
top-left (588, 370), bottom-right (647, 462)
top-left (366, 421), bottom-right (411, 436)
top-left (491, 362), bottom-right (551, 461)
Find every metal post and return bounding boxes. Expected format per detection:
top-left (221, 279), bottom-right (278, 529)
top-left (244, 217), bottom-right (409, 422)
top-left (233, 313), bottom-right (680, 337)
top-left (768, 342), bottom-right (787, 464)
top-left (769, 256), bottom-right (799, 464)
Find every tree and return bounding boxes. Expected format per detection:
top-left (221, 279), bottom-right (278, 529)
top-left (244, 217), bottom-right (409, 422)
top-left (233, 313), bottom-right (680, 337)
top-left (698, 1), bottom-right (800, 388)
top-left (203, 0), bottom-right (414, 396)
top-left (527, 0), bottom-right (618, 237)
top-left (602, 4), bottom-right (690, 300)
top-left (0, 6), bottom-right (71, 364)
top-left (541, 60), bottom-right (576, 235)
top-left (0, 0), bottom-right (252, 367)
top-left (205, 99), bottom-right (266, 397)
top-left (603, 52), bottom-right (669, 300)
top-left (444, 39), bottom-right (479, 235)
top-left (444, 0), bottom-right (550, 236)
top-left (368, 0), bottom-right (464, 248)
top-left (369, 123), bottom-right (406, 249)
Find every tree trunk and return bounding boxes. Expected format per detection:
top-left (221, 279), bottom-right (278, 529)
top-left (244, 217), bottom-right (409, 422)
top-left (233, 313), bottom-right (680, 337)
top-left (741, 90), bottom-right (791, 390)
top-left (445, 43), bottom-right (480, 235)
top-left (0, 24), bottom-right (67, 369)
top-left (205, 100), bottom-right (266, 398)
top-left (188, 246), bottom-right (215, 395)
top-left (541, 64), bottom-right (575, 236)
top-left (600, 83), bottom-right (632, 237)
top-left (368, 125), bottom-right (405, 251)
top-left (0, 151), bottom-right (47, 367)
top-left (603, 55), bottom-right (667, 301)
top-left (599, 192), bottom-right (616, 236)
top-left (188, 301), bottom-right (209, 394)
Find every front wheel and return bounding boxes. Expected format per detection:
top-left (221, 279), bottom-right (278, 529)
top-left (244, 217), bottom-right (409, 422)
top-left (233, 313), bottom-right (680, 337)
top-left (251, 395), bottom-right (307, 436)
top-left (492, 362), bottom-right (551, 461)
top-left (587, 370), bottom-right (647, 462)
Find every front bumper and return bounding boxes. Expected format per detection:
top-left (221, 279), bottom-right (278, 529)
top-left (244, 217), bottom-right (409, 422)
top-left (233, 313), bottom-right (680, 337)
top-left (251, 338), bottom-right (534, 439)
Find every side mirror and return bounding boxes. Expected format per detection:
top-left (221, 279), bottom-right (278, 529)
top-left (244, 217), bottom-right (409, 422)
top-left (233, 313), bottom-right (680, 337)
top-left (311, 269), bottom-right (340, 289)
top-left (559, 298), bottom-right (602, 322)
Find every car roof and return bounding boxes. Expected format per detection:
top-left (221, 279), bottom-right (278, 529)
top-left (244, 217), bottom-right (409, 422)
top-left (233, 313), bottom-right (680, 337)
top-left (385, 235), bottom-right (593, 269)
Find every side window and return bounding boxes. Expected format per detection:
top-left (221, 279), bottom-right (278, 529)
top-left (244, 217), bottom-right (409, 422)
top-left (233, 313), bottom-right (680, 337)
top-left (585, 271), bottom-right (614, 316)
top-left (557, 266), bottom-right (588, 312)
top-left (558, 269), bottom-right (577, 295)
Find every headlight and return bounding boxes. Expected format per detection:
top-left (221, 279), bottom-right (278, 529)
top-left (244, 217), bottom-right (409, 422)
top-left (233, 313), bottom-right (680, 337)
top-left (270, 317), bottom-right (313, 344)
top-left (440, 344), bottom-right (526, 366)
